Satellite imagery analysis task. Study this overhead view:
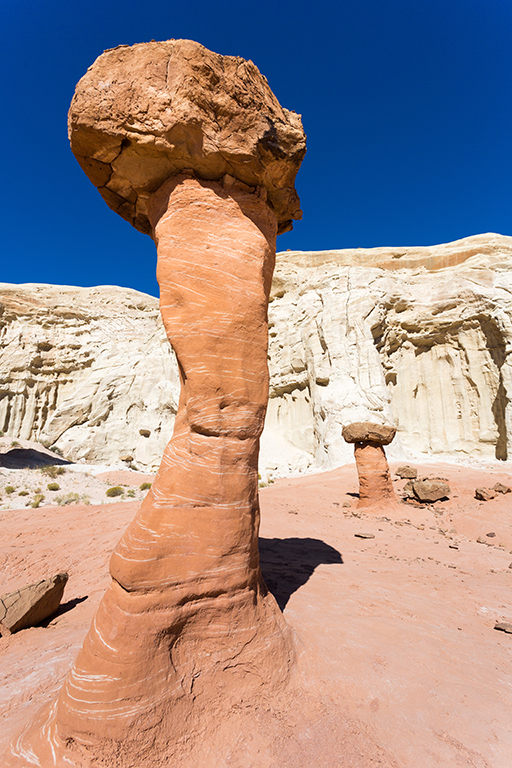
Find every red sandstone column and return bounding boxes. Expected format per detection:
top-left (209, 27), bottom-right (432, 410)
top-left (11, 38), bottom-right (306, 767)
top-left (353, 442), bottom-right (395, 506)
top-left (15, 177), bottom-right (294, 767)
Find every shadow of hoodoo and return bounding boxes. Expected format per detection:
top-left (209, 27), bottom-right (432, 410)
top-left (259, 537), bottom-right (343, 610)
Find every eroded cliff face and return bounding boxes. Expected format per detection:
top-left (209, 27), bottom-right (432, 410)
top-left (0, 284), bottom-right (179, 469)
top-left (262, 232), bottom-right (512, 472)
top-left (1, 233), bottom-right (511, 473)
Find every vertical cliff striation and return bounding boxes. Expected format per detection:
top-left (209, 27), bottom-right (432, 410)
top-left (2, 233), bottom-right (511, 475)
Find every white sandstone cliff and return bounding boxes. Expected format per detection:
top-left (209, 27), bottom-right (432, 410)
top-left (1, 233), bottom-right (511, 474)
top-left (0, 285), bottom-right (179, 470)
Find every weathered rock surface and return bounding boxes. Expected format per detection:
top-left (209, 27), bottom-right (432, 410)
top-left (263, 231), bottom-right (512, 473)
top-left (0, 573), bottom-right (68, 636)
top-left (342, 421), bottom-right (396, 445)
top-left (0, 283), bottom-right (179, 470)
top-left (395, 465), bottom-right (418, 479)
top-left (2, 233), bottom-right (512, 476)
top-left (413, 479), bottom-right (451, 503)
top-left (68, 39), bottom-right (305, 235)
top-left (475, 487), bottom-right (497, 501)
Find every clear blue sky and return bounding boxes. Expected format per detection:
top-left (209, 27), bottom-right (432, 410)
top-left (2, 0), bottom-right (511, 297)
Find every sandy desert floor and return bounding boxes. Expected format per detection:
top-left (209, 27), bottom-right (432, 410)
top-left (1, 459), bottom-right (512, 766)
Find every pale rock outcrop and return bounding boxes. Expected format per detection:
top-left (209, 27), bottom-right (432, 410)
top-left (2, 234), bottom-right (512, 476)
top-left (0, 284), bottom-right (179, 470)
top-left (262, 232), bottom-right (512, 472)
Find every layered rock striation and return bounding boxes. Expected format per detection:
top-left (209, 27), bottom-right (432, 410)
top-left (0, 284), bottom-right (179, 469)
top-left (263, 232), bottom-right (512, 471)
top-left (2, 234), bottom-right (512, 476)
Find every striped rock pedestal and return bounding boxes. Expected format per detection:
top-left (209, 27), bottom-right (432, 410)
top-left (12, 177), bottom-right (295, 766)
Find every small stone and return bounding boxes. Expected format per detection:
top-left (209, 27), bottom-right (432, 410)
top-left (355, 533), bottom-right (375, 539)
top-left (139, 429), bottom-right (151, 438)
top-left (475, 488), bottom-right (496, 501)
top-left (119, 454), bottom-right (134, 462)
top-left (486, 532), bottom-right (496, 538)
top-left (0, 573), bottom-right (68, 635)
top-left (493, 482), bottom-right (511, 494)
top-left (495, 622), bottom-right (512, 634)
top-left (342, 501), bottom-right (351, 508)
top-left (508, 563), bottom-right (512, 569)
top-left (449, 544), bottom-right (459, 549)
top-left (395, 465), bottom-right (417, 480)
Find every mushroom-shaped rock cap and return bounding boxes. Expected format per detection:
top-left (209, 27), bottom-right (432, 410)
top-left (342, 422), bottom-right (396, 446)
top-left (68, 39), bottom-right (306, 236)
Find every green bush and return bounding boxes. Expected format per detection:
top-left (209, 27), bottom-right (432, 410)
top-left (55, 492), bottom-right (89, 506)
top-left (139, 482), bottom-right (152, 491)
top-left (5, 485), bottom-right (14, 495)
top-left (18, 490), bottom-right (29, 496)
top-left (127, 489), bottom-right (135, 498)
top-left (41, 465), bottom-right (66, 478)
top-left (31, 493), bottom-right (45, 508)
top-left (106, 486), bottom-right (124, 498)
top-left (47, 482), bottom-right (60, 491)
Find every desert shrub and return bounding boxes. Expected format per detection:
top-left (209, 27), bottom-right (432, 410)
top-left (127, 489), bottom-right (135, 498)
top-left (57, 493), bottom-right (89, 506)
top-left (47, 482), bottom-right (60, 491)
top-left (31, 493), bottom-right (45, 508)
top-left (5, 485), bottom-right (15, 495)
top-left (18, 490), bottom-right (29, 496)
top-left (10, 440), bottom-right (20, 447)
top-left (139, 482), bottom-right (152, 491)
top-left (50, 445), bottom-right (64, 457)
top-left (106, 486), bottom-right (124, 498)
top-left (41, 465), bottom-right (66, 478)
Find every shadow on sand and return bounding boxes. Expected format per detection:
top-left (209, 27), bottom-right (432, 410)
top-left (0, 448), bottom-right (72, 470)
top-left (40, 595), bottom-right (89, 627)
top-left (259, 537), bottom-right (343, 610)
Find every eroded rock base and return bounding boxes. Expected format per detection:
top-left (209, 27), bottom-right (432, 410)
top-left (354, 443), bottom-right (396, 508)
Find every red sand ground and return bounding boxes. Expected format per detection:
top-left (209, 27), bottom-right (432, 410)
top-left (1, 460), bottom-right (511, 766)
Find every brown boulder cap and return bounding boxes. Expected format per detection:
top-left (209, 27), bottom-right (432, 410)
top-left (342, 421), bottom-right (396, 445)
top-left (68, 39), bottom-right (306, 236)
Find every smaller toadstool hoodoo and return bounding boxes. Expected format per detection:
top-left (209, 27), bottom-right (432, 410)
top-left (342, 421), bottom-right (397, 509)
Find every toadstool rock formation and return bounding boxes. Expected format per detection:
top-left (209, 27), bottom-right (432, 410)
top-left (13, 40), bottom-right (306, 767)
top-left (342, 422), bottom-right (396, 508)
